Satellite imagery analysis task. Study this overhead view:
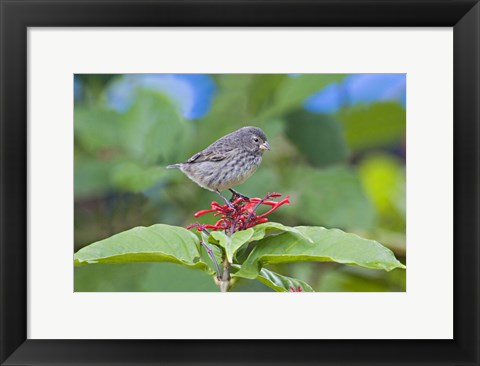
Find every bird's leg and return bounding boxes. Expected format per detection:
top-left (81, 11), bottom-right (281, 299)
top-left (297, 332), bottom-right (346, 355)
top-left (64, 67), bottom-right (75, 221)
top-left (228, 188), bottom-right (250, 202)
top-left (215, 190), bottom-right (235, 209)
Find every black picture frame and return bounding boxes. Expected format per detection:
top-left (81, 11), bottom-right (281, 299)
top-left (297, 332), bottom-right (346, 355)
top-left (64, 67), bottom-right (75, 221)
top-left (1, 1), bottom-right (479, 365)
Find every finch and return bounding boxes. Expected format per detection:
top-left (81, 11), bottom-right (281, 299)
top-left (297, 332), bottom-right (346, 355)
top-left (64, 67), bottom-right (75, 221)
top-left (167, 126), bottom-right (270, 205)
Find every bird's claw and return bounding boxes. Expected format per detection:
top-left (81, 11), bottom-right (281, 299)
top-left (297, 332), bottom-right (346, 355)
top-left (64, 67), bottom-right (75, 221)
top-left (229, 189), bottom-right (250, 202)
top-left (230, 194), bottom-right (249, 202)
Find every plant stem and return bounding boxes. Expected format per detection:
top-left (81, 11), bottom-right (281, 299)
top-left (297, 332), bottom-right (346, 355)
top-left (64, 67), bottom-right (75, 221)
top-left (199, 240), bottom-right (221, 279)
top-left (219, 257), bottom-right (230, 292)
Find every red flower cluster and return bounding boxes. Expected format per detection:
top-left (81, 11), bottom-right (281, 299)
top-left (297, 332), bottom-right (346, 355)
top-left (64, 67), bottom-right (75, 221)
top-left (289, 285), bottom-right (303, 292)
top-left (187, 193), bottom-right (290, 233)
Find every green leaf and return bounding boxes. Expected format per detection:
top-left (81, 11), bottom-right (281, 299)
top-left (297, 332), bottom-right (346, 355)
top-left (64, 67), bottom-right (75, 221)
top-left (283, 165), bottom-right (376, 231)
top-left (247, 75), bottom-right (288, 115)
top-left (338, 102), bottom-right (406, 151)
top-left (74, 156), bottom-right (114, 198)
top-left (210, 229), bottom-right (254, 263)
top-left (250, 222), bottom-right (313, 243)
top-left (110, 162), bottom-right (167, 193)
top-left (207, 223), bottom-right (313, 264)
top-left (317, 266), bottom-right (406, 292)
top-left (197, 75), bottom-right (255, 140)
top-left (234, 267), bottom-right (314, 292)
top-left (235, 226), bottom-right (405, 279)
top-left (121, 90), bottom-right (191, 164)
top-left (261, 74), bottom-right (346, 118)
top-left (358, 154), bottom-right (406, 224)
top-left (75, 262), bottom-right (219, 292)
top-left (74, 106), bottom-right (123, 154)
top-left (74, 224), bottom-right (212, 274)
top-left (285, 110), bottom-right (349, 167)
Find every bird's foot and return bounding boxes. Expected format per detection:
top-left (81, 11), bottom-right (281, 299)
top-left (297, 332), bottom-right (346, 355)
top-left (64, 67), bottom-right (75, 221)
top-left (229, 188), bottom-right (250, 202)
top-left (215, 190), bottom-right (236, 210)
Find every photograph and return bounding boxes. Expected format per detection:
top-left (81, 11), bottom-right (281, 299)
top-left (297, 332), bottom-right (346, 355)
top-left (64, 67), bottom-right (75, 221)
top-left (73, 73), bottom-right (407, 292)
top-left (3, 0), bottom-right (478, 364)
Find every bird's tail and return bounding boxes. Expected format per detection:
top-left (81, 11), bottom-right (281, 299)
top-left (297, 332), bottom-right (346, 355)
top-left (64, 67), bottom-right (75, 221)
top-left (166, 164), bottom-right (181, 169)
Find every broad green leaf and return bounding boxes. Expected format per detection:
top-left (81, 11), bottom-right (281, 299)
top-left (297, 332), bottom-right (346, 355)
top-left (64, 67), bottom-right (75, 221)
top-left (338, 102), bottom-right (406, 151)
top-left (285, 110), bottom-right (349, 167)
top-left (261, 74), bottom-right (346, 118)
top-left (358, 154), bottom-right (406, 232)
top-left (283, 165), bottom-right (376, 231)
top-left (318, 268), bottom-right (391, 292)
top-left (234, 267), bottom-right (314, 292)
top-left (235, 226), bottom-right (405, 279)
top-left (75, 262), bottom-right (219, 292)
top-left (74, 224), bottom-right (212, 274)
top-left (110, 162), bottom-right (167, 193)
top-left (74, 106), bottom-right (123, 154)
top-left (248, 75), bottom-right (288, 114)
top-left (317, 266), bottom-right (406, 292)
top-left (210, 229), bottom-right (254, 263)
top-left (74, 156), bottom-right (114, 198)
top-left (121, 90), bottom-right (191, 164)
top-left (250, 222), bottom-right (312, 243)
top-left (208, 231), bottom-right (228, 248)
top-left (198, 75), bottom-right (254, 140)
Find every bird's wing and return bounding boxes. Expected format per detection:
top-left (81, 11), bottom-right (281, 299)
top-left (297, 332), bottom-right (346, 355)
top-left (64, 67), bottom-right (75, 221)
top-left (186, 149), bottom-right (231, 164)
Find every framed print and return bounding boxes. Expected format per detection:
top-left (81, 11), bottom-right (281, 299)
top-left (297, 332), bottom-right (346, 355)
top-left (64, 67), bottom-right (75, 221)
top-left (1, 0), bottom-right (479, 365)
top-left (72, 72), bottom-right (407, 295)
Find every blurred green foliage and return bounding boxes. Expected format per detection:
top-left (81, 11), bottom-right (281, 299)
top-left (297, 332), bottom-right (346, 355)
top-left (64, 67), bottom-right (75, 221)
top-left (74, 74), bottom-right (406, 292)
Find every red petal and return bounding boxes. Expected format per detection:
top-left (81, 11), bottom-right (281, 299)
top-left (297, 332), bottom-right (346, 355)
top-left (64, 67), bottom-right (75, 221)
top-left (194, 209), bottom-right (217, 218)
top-left (257, 198), bottom-right (290, 218)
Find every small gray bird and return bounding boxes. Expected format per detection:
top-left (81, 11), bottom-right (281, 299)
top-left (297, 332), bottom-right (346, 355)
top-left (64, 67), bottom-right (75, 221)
top-left (167, 126), bottom-right (270, 206)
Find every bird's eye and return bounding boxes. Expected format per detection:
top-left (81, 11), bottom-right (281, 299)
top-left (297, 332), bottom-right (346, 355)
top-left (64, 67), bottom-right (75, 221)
top-left (254, 137), bottom-right (259, 142)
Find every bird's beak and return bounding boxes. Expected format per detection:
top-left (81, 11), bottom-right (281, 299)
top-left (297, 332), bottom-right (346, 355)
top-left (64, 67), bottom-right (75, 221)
top-left (259, 141), bottom-right (271, 151)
